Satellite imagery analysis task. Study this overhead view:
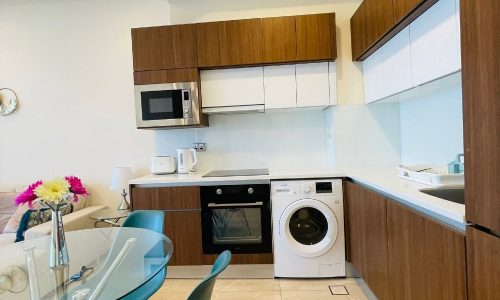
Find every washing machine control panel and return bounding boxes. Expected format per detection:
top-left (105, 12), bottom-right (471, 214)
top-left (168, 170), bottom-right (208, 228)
top-left (271, 180), bottom-right (342, 197)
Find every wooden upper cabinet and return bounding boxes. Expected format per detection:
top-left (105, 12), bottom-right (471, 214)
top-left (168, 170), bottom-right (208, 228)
top-left (131, 24), bottom-right (197, 71)
top-left (296, 13), bottom-right (336, 61)
top-left (227, 18), bottom-right (263, 66)
top-left (461, 0), bottom-right (500, 233)
top-left (393, 0), bottom-right (424, 23)
top-left (195, 21), bottom-right (229, 68)
top-left (351, 0), bottom-right (438, 61)
top-left (262, 16), bottom-right (297, 63)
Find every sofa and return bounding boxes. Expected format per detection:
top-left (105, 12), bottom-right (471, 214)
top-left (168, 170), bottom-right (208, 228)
top-left (0, 186), bottom-right (106, 247)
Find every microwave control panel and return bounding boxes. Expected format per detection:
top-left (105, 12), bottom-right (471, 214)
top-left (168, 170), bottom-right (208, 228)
top-left (182, 89), bottom-right (192, 118)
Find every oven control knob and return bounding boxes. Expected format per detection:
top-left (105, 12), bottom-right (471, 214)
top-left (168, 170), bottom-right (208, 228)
top-left (216, 189), bottom-right (222, 195)
top-left (248, 187), bottom-right (254, 194)
top-left (303, 185), bottom-right (311, 193)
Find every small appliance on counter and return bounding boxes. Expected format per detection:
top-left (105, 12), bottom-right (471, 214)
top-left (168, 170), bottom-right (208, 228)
top-left (177, 148), bottom-right (198, 174)
top-left (151, 156), bottom-right (176, 175)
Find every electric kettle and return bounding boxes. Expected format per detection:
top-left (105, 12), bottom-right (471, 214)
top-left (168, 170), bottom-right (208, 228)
top-left (177, 148), bottom-right (198, 174)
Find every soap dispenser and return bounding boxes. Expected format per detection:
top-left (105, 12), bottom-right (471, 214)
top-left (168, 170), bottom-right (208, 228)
top-left (448, 154), bottom-right (465, 174)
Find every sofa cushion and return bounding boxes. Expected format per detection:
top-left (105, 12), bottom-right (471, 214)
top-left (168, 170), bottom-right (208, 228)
top-left (0, 192), bottom-right (18, 232)
top-left (15, 204), bottom-right (73, 242)
top-left (0, 233), bottom-right (16, 247)
top-left (3, 201), bottom-right (43, 234)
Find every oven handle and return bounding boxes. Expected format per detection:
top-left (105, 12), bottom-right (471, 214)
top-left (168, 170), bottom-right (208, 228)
top-left (207, 202), bottom-right (263, 208)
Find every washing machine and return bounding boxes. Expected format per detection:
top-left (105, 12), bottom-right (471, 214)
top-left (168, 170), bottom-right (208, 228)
top-left (271, 179), bottom-right (346, 278)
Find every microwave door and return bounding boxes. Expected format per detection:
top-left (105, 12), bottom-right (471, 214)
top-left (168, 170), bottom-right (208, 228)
top-left (141, 90), bottom-right (183, 121)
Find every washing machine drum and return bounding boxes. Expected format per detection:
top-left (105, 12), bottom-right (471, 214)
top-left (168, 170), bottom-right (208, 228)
top-left (280, 198), bottom-right (338, 258)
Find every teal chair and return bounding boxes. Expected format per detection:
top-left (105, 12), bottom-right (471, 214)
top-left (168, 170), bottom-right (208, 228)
top-left (187, 250), bottom-right (232, 300)
top-left (119, 210), bottom-right (167, 300)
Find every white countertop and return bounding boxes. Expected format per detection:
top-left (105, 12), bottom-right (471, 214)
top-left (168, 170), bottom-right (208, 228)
top-left (129, 167), bottom-right (466, 231)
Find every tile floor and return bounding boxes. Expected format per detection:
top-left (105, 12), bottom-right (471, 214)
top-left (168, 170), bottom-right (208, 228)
top-left (151, 278), bottom-right (372, 300)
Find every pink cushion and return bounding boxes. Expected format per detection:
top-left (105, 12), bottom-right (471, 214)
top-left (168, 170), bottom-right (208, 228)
top-left (0, 193), bottom-right (18, 232)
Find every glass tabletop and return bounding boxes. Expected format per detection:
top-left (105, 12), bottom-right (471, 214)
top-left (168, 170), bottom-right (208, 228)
top-left (0, 227), bottom-right (173, 300)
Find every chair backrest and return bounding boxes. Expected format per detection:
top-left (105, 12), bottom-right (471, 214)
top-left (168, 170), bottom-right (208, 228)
top-left (187, 250), bottom-right (232, 300)
top-left (122, 210), bottom-right (164, 234)
top-left (118, 210), bottom-right (166, 300)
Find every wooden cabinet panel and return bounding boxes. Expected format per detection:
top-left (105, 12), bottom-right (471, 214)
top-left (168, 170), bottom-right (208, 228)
top-left (393, 0), bottom-right (424, 24)
top-left (131, 186), bottom-right (200, 210)
top-left (165, 211), bottom-right (203, 265)
top-left (461, 0), bottom-right (500, 233)
top-left (387, 200), bottom-right (466, 300)
top-left (226, 19), bottom-right (263, 66)
top-left (350, 1), bottom-right (369, 61)
top-left (133, 69), bottom-right (199, 85)
top-left (345, 182), bottom-right (390, 299)
top-left (203, 253), bottom-right (273, 265)
top-left (131, 24), bottom-right (197, 71)
top-left (262, 16), bottom-right (296, 63)
top-left (195, 21), bottom-right (228, 68)
top-left (296, 13), bottom-right (334, 61)
top-left (466, 227), bottom-right (500, 299)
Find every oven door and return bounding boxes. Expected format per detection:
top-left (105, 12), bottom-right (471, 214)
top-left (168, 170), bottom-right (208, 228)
top-left (134, 82), bottom-right (200, 128)
top-left (201, 185), bottom-right (272, 254)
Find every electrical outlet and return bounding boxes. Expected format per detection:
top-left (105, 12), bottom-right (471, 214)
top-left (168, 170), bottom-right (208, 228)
top-left (193, 143), bottom-right (207, 152)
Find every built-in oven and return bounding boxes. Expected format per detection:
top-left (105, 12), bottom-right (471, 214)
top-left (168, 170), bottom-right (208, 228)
top-left (134, 82), bottom-right (201, 128)
top-left (201, 184), bottom-right (272, 254)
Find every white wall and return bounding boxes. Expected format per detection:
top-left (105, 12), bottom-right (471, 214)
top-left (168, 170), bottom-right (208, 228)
top-left (0, 0), bottom-right (171, 207)
top-left (399, 84), bottom-right (463, 165)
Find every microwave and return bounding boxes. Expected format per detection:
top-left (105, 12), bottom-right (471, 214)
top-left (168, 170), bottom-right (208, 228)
top-left (134, 82), bottom-right (202, 129)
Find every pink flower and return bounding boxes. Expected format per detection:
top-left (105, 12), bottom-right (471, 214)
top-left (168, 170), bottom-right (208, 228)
top-left (65, 176), bottom-right (89, 202)
top-left (15, 180), bottom-right (43, 208)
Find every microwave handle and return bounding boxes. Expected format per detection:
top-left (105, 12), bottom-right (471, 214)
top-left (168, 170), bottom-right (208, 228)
top-left (208, 202), bottom-right (263, 208)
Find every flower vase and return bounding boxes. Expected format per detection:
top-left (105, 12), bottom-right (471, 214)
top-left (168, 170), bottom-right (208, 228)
top-left (47, 203), bottom-right (69, 268)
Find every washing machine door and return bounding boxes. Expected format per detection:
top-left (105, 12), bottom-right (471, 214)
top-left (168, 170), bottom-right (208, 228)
top-left (280, 198), bottom-right (338, 258)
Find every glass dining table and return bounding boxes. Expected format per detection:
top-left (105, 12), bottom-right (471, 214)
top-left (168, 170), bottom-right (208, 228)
top-left (0, 227), bottom-right (173, 300)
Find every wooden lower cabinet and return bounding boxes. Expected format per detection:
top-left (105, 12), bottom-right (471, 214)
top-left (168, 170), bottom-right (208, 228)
top-left (130, 186), bottom-right (203, 265)
top-left (345, 181), bottom-right (467, 300)
top-left (203, 253), bottom-right (273, 265)
top-left (387, 201), bottom-right (467, 300)
top-left (165, 210), bottom-right (203, 266)
top-left (466, 226), bottom-right (500, 299)
top-left (345, 181), bottom-right (391, 299)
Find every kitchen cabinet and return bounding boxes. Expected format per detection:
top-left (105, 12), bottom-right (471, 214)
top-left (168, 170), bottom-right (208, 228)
top-left (351, 0), bottom-right (438, 61)
top-left (195, 21), bottom-right (229, 68)
top-left (461, 0), bottom-right (500, 233)
top-left (346, 181), bottom-right (467, 299)
top-left (410, 0), bottom-right (461, 86)
top-left (131, 24), bottom-right (197, 71)
top-left (387, 200), bottom-right (466, 300)
top-left (466, 227), bottom-right (500, 299)
top-left (295, 13), bottom-right (336, 62)
top-left (196, 19), bottom-right (263, 68)
top-left (130, 186), bottom-right (203, 265)
top-left (200, 67), bottom-right (265, 109)
top-left (328, 62), bottom-right (337, 105)
top-left (262, 16), bottom-right (297, 64)
top-left (363, 26), bottom-right (412, 103)
top-left (296, 63), bottom-right (330, 107)
top-left (226, 19), bottom-right (264, 66)
top-left (345, 181), bottom-right (391, 300)
top-left (263, 65), bottom-right (297, 109)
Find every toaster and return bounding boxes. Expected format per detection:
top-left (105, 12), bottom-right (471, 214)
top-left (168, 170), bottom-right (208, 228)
top-left (151, 156), bottom-right (176, 175)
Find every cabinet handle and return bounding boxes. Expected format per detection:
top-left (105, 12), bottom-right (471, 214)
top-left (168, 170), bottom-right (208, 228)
top-left (208, 202), bottom-right (263, 208)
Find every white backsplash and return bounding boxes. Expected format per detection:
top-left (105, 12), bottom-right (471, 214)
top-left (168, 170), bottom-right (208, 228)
top-left (155, 109), bottom-right (330, 171)
top-left (400, 84), bottom-right (463, 165)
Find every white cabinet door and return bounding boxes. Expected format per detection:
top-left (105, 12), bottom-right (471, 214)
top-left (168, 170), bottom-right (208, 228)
top-left (296, 62), bottom-right (330, 108)
top-left (200, 67), bottom-right (264, 108)
top-left (382, 26), bottom-right (413, 98)
top-left (363, 46), bottom-right (385, 103)
top-left (410, 0), bottom-right (461, 86)
top-left (264, 65), bottom-right (296, 109)
top-left (329, 62), bottom-right (337, 105)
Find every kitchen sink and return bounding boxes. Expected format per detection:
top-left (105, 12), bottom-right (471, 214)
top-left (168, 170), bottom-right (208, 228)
top-left (419, 187), bottom-right (465, 205)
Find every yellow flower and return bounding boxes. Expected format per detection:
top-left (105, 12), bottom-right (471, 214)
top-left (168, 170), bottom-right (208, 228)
top-left (34, 178), bottom-right (70, 204)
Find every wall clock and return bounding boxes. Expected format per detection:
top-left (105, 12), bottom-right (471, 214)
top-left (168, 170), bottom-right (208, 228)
top-left (0, 88), bottom-right (18, 116)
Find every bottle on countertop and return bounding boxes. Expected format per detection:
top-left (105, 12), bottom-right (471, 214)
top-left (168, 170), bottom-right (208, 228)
top-left (448, 154), bottom-right (465, 174)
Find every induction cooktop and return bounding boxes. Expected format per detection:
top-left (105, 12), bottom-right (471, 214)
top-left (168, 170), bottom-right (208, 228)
top-left (203, 168), bottom-right (269, 177)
